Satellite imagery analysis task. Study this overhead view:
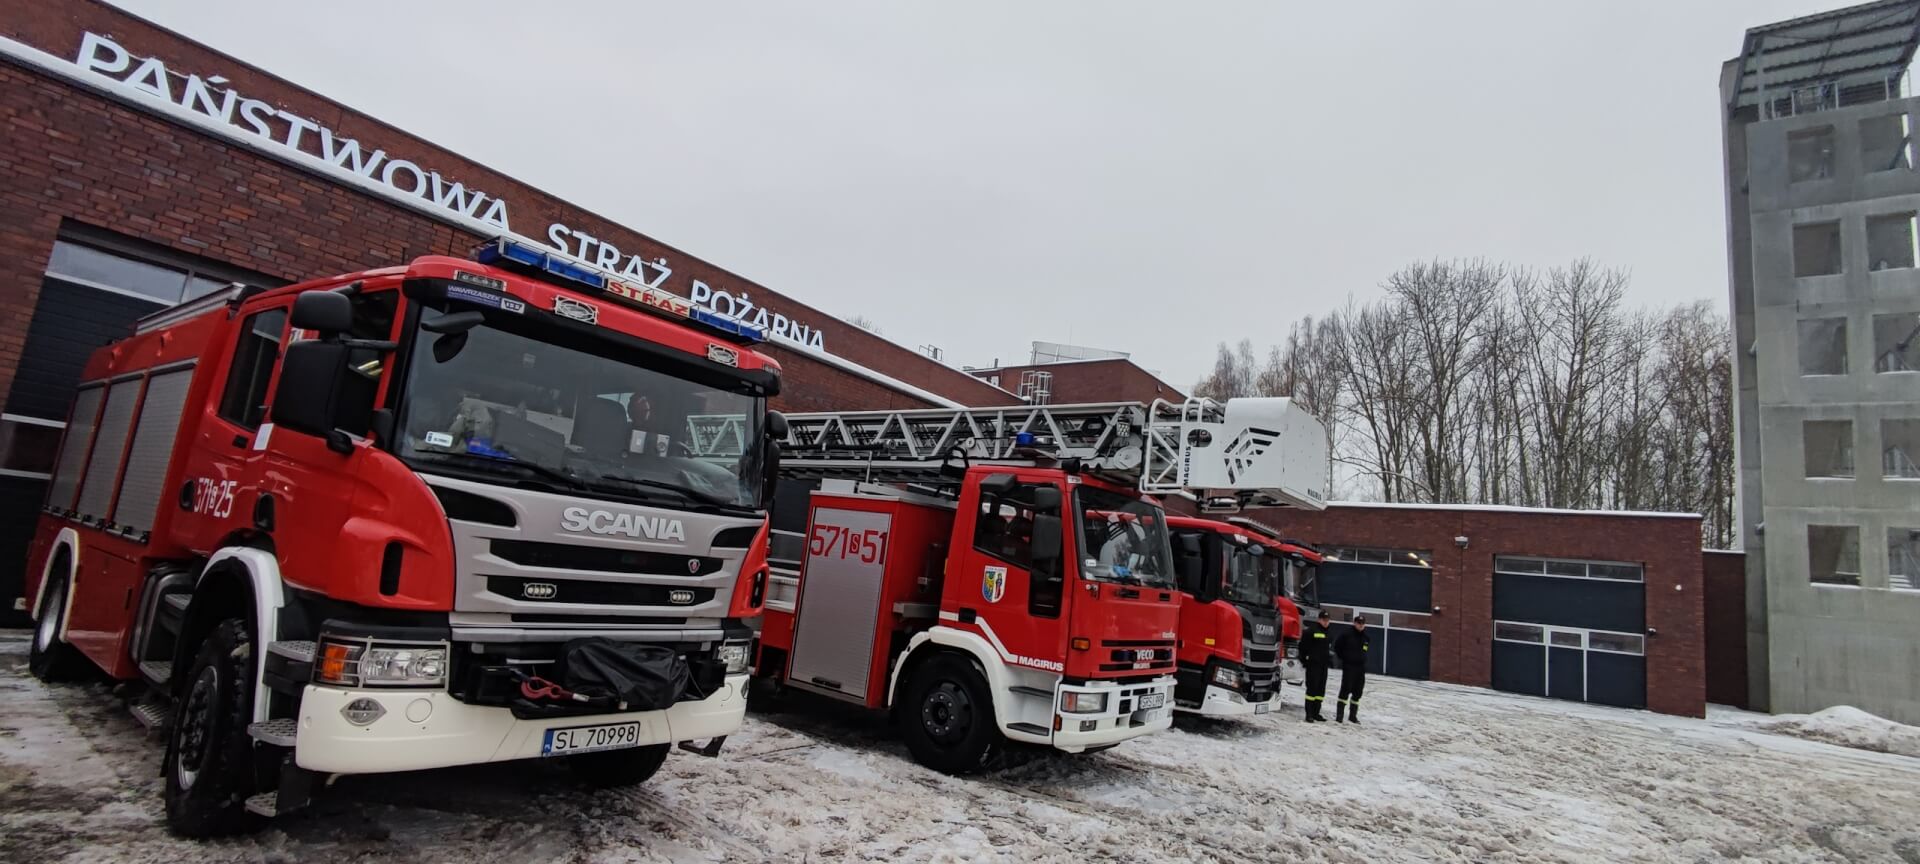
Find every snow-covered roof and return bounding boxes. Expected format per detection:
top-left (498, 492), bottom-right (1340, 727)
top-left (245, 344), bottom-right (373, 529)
top-left (1326, 501), bottom-right (1702, 520)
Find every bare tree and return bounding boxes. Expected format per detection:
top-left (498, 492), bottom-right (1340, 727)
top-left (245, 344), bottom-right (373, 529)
top-left (843, 314), bottom-right (883, 335)
top-left (1193, 339), bottom-right (1258, 400)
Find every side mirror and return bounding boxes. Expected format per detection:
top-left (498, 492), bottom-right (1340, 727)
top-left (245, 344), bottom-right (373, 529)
top-left (290, 290), bottom-right (352, 335)
top-left (766, 410), bottom-right (790, 440)
top-left (1031, 485), bottom-right (1062, 513)
top-left (1247, 544), bottom-right (1267, 557)
top-left (1030, 513), bottom-right (1062, 563)
top-left (272, 340), bottom-right (377, 453)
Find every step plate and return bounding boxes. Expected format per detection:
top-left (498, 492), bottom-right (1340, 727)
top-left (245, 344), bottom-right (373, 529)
top-left (137, 660), bottom-right (171, 686)
top-left (247, 718), bottom-right (297, 747)
top-left (243, 791), bottom-right (278, 818)
top-left (129, 699), bottom-right (170, 731)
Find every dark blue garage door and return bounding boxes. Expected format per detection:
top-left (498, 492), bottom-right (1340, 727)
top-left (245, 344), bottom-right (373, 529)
top-left (1318, 547), bottom-right (1433, 680)
top-left (1491, 556), bottom-right (1647, 709)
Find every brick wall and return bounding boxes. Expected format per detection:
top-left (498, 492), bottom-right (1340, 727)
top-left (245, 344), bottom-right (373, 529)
top-left (0, 0), bottom-right (1016, 409)
top-left (1702, 549), bottom-right (1750, 709)
top-left (969, 358), bottom-right (1186, 405)
top-left (1230, 503), bottom-right (1708, 718)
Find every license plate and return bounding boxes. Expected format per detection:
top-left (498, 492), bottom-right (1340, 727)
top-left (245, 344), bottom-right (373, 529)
top-left (542, 721), bottom-right (642, 756)
top-left (1254, 702), bottom-right (1271, 715)
top-left (1138, 691), bottom-right (1166, 710)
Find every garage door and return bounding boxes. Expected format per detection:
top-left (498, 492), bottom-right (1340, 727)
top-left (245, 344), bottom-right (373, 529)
top-left (1491, 556), bottom-right (1647, 708)
top-left (1319, 547), bottom-right (1432, 680)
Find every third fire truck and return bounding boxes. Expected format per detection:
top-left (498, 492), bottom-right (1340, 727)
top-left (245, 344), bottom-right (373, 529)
top-left (1165, 516), bottom-right (1323, 717)
top-left (753, 398), bottom-right (1326, 772)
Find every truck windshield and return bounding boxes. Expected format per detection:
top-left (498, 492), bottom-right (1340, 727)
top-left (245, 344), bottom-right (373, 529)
top-left (1074, 486), bottom-right (1175, 589)
top-left (1226, 547), bottom-right (1280, 607)
top-left (395, 313), bottom-right (764, 511)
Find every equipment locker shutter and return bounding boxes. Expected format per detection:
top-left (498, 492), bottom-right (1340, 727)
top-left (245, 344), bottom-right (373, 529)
top-left (112, 366), bottom-right (195, 534)
top-left (45, 384), bottom-right (104, 512)
top-left (73, 379), bottom-right (142, 524)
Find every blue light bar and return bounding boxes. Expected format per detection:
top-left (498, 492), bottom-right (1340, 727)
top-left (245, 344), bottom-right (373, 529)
top-left (471, 236), bottom-right (767, 345)
top-left (690, 308), bottom-right (767, 342)
top-left (472, 238), bottom-right (605, 290)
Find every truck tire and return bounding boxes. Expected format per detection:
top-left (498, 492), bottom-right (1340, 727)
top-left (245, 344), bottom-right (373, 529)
top-left (900, 654), bottom-right (1004, 774)
top-left (567, 743), bottom-right (671, 788)
top-left (163, 618), bottom-right (262, 837)
top-left (29, 569), bottom-right (87, 683)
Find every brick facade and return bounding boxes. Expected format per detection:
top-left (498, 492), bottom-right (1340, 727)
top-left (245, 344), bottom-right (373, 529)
top-left (0, 0), bottom-right (1018, 413)
top-left (968, 358), bottom-right (1185, 406)
top-left (1701, 549), bottom-right (1749, 709)
top-left (1229, 503), bottom-right (1708, 718)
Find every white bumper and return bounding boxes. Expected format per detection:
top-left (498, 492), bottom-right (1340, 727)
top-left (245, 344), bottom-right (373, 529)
top-left (293, 674), bottom-right (748, 775)
top-left (1045, 677), bottom-right (1175, 753)
top-left (1179, 683), bottom-right (1280, 718)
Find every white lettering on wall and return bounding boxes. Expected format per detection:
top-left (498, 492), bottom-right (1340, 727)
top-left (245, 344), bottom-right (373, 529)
top-left (73, 32), bottom-right (512, 230)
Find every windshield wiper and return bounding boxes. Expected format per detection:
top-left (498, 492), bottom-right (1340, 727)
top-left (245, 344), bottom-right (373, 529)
top-left (415, 451), bottom-right (590, 492)
top-left (591, 474), bottom-right (740, 510)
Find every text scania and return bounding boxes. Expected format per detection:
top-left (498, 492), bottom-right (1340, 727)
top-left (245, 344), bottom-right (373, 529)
top-left (73, 33), bottom-right (511, 230)
top-left (560, 507), bottom-right (687, 542)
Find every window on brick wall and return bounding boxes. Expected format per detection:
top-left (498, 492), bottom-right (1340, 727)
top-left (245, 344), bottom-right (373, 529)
top-left (1803, 419), bottom-right (1855, 478)
top-left (1799, 317), bottom-right (1849, 376)
top-left (1808, 524), bottom-right (1861, 586)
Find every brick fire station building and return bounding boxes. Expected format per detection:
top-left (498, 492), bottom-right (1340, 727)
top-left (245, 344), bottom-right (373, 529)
top-left (0, 1), bottom-right (1037, 623)
top-left (2, 0), bottom-right (1725, 721)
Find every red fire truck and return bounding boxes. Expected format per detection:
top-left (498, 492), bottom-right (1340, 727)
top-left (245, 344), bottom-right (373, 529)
top-left (1165, 516), bottom-right (1322, 717)
top-left (22, 237), bottom-right (783, 835)
top-left (754, 398), bottom-right (1326, 772)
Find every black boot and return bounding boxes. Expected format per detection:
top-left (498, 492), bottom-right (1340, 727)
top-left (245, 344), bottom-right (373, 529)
top-left (1335, 702), bottom-right (1345, 723)
top-left (1349, 704), bottom-right (1360, 725)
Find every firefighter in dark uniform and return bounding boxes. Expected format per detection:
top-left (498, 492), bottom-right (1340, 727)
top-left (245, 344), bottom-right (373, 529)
top-left (1299, 609), bottom-right (1333, 722)
top-left (1333, 612), bottom-right (1372, 724)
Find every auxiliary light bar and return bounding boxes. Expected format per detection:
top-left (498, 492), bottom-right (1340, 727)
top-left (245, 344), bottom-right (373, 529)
top-left (470, 237), bottom-right (766, 343)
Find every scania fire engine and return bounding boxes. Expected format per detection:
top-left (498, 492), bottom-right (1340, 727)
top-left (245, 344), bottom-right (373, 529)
top-left (22, 237), bottom-right (783, 836)
top-left (1166, 516), bottom-right (1321, 717)
top-left (751, 398), bottom-right (1326, 772)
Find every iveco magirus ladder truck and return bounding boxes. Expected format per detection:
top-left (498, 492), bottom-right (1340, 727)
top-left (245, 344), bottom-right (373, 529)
top-left (749, 397), bottom-right (1327, 772)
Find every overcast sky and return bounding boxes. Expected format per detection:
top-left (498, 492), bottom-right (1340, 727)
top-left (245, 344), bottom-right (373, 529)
top-left (114, 0), bottom-right (1824, 386)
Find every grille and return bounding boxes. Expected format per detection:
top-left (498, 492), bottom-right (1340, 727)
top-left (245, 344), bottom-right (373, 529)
top-left (491, 539), bottom-right (721, 576)
top-left (486, 575), bottom-right (715, 607)
top-left (1245, 645), bottom-right (1279, 667)
top-left (1099, 639), bottom-right (1176, 673)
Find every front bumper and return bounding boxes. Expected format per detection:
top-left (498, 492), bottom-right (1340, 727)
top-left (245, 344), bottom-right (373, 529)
top-left (293, 673), bottom-right (748, 775)
top-left (1046, 677), bottom-right (1174, 752)
top-left (1182, 682), bottom-right (1279, 717)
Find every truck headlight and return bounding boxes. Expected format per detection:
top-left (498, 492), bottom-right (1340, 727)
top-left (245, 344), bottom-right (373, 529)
top-left (717, 641), bottom-right (751, 676)
top-left (315, 638), bottom-right (447, 688)
top-left (1060, 691), bottom-right (1107, 714)
top-left (1211, 665), bottom-right (1244, 688)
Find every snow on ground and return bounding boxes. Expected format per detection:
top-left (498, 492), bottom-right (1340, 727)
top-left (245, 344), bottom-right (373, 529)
top-left (1729, 706), bottom-right (1920, 760)
top-left (2, 629), bottom-right (1918, 863)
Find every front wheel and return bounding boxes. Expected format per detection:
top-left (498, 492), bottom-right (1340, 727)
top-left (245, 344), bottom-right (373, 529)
top-left (163, 618), bottom-right (262, 838)
top-left (29, 570), bottom-right (87, 682)
top-left (567, 743), bottom-right (671, 788)
top-left (900, 654), bottom-right (1004, 774)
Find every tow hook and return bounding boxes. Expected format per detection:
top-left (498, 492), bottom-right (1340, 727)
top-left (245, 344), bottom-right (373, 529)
top-left (677, 736), bottom-right (727, 758)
